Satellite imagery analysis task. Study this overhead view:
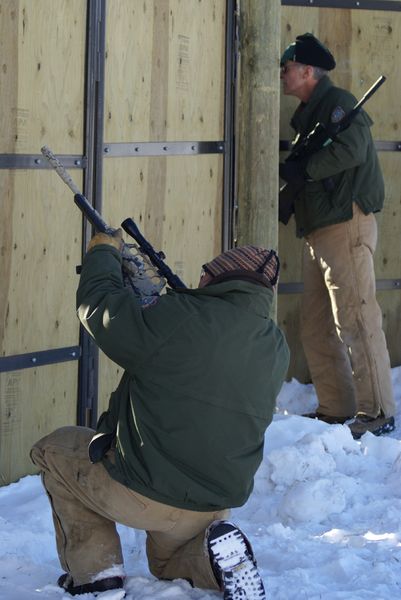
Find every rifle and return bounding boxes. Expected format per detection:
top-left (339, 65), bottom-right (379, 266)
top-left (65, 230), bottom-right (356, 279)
top-left (279, 75), bottom-right (386, 225)
top-left (41, 145), bottom-right (186, 303)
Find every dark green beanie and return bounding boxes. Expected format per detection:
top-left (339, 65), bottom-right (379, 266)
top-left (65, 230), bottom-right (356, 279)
top-left (280, 33), bottom-right (336, 70)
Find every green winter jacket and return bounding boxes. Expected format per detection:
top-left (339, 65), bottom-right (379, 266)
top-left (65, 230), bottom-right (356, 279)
top-left (77, 245), bottom-right (290, 511)
top-left (291, 76), bottom-right (384, 237)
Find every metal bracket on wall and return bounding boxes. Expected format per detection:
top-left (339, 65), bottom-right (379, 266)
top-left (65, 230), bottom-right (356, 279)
top-left (375, 141), bottom-right (401, 152)
top-left (0, 155), bottom-right (86, 169)
top-left (0, 346), bottom-right (81, 373)
top-left (102, 141), bottom-right (225, 157)
top-left (280, 140), bottom-right (401, 152)
top-left (278, 279), bottom-right (401, 294)
top-left (281, 0), bottom-right (401, 11)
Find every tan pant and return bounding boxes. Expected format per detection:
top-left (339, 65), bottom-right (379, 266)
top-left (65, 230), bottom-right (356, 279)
top-left (30, 426), bottom-right (229, 589)
top-left (301, 204), bottom-right (395, 419)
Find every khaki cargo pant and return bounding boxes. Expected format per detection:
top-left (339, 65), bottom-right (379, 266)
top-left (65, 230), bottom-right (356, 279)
top-left (30, 426), bottom-right (228, 589)
top-left (301, 203), bottom-right (395, 419)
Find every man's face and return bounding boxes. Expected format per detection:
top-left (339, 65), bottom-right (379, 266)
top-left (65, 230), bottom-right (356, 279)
top-left (280, 61), bottom-right (309, 98)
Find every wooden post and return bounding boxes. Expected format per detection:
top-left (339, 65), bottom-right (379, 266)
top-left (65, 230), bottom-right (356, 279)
top-left (236, 0), bottom-right (281, 250)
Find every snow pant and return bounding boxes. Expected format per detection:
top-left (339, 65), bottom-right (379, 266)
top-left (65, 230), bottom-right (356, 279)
top-left (30, 426), bottom-right (229, 589)
top-left (301, 203), bottom-right (395, 419)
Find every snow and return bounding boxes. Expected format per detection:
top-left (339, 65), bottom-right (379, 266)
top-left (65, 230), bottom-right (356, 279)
top-left (1, 368), bottom-right (401, 599)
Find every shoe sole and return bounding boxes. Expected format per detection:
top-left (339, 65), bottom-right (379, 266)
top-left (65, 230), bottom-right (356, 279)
top-left (209, 526), bottom-right (266, 600)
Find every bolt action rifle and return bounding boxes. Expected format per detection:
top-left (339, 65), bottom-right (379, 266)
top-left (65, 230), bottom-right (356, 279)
top-left (41, 145), bottom-right (186, 305)
top-left (279, 75), bottom-right (386, 225)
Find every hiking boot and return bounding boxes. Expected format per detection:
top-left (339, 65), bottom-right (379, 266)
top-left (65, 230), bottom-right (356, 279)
top-left (303, 411), bottom-right (353, 425)
top-left (57, 572), bottom-right (125, 596)
top-left (348, 412), bottom-right (395, 440)
top-left (207, 520), bottom-right (266, 599)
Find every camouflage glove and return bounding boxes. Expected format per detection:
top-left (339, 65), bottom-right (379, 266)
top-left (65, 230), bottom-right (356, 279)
top-left (87, 228), bottom-right (123, 252)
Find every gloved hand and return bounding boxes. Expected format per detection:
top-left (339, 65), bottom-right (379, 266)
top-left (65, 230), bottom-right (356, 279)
top-left (279, 159), bottom-right (309, 186)
top-left (87, 228), bottom-right (124, 252)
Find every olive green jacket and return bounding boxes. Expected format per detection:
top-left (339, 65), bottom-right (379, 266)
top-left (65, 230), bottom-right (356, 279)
top-left (291, 76), bottom-right (384, 237)
top-left (77, 245), bottom-right (290, 511)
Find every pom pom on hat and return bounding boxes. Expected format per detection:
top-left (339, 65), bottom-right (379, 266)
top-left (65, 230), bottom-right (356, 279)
top-left (280, 33), bottom-right (336, 71)
top-left (202, 245), bottom-right (280, 288)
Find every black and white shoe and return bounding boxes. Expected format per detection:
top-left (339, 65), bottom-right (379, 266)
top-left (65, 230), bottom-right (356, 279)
top-left (207, 520), bottom-right (266, 599)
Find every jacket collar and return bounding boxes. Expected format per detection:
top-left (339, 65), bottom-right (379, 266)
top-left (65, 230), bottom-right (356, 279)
top-left (291, 75), bottom-right (333, 134)
top-left (172, 280), bottom-right (274, 318)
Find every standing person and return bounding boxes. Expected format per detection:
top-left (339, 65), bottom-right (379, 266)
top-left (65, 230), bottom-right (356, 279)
top-left (31, 230), bottom-right (289, 599)
top-left (279, 32), bottom-right (396, 439)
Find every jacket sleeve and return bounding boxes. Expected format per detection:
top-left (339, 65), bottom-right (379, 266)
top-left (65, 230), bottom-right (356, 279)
top-left (306, 111), bottom-right (372, 181)
top-left (76, 244), bottom-right (185, 373)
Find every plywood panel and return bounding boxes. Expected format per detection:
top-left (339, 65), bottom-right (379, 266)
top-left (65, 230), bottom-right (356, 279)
top-left (375, 152), bottom-right (401, 369)
top-left (97, 154), bottom-right (223, 412)
top-left (0, 1), bottom-right (19, 153)
top-left (0, 0), bottom-right (86, 154)
top-left (0, 362), bottom-right (78, 484)
top-left (279, 5), bottom-right (401, 381)
top-left (0, 170), bottom-right (82, 357)
top-left (101, 155), bottom-right (223, 285)
top-left (0, 1), bottom-right (86, 485)
top-left (104, 0), bottom-right (226, 142)
top-left (277, 293), bottom-right (308, 382)
top-left (378, 291), bottom-right (401, 368)
top-left (375, 153), bottom-right (401, 278)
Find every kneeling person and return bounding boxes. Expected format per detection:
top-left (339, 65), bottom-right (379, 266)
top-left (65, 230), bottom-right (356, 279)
top-left (31, 234), bottom-right (289, 598)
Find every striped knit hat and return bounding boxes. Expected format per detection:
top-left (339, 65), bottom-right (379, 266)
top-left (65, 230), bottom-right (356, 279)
top-left (202, 245), bottom-right (280, 288)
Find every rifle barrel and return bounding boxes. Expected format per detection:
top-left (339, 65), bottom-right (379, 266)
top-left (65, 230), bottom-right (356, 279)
top-left (352, 75), bottom-right (386, 113)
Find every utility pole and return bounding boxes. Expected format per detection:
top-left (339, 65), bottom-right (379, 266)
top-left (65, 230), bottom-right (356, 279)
top-left (235, 0), bottom-right (281, 250)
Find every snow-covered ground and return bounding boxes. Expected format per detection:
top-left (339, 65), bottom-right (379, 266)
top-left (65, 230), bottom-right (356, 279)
top-left (1, 368), bottom-right (401, 599)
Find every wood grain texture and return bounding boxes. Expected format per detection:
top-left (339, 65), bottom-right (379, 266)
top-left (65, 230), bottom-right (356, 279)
top-left (0, 1), bottom-right (86, 484)
top-left (0, 170), bottom-right (82, 357)
top-left (104, 0), bottom-right (226, 143)
top-left (0, 363), bottom-right (77, 485)
top-left (236, 0), bottom-right (282, 252)
top-left (0, 0), bottom-right (86, 154)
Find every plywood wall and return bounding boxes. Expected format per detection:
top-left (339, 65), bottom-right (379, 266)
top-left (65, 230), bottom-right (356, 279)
top-left (0, 0), bottom-right (86, 484)
top-left (0, 0), bottom-right (228, 483)
top-left (104, 0), bottom-right (226, 142)
top-left (97, 0), bottom-right (227, 409)
top-left (0, 363), bottom-right (78, 485)
top-left (279, 5), bottom-right (401, 382)
top-left (0, 0), bottom-right (86, 154)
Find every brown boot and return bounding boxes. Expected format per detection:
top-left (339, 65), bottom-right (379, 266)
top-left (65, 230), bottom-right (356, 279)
top-left (348, 412), bottom-right (395, 440)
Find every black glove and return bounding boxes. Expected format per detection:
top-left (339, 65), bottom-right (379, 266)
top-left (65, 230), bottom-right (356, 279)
top-left (279, 159), bottom-right (309, 186)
